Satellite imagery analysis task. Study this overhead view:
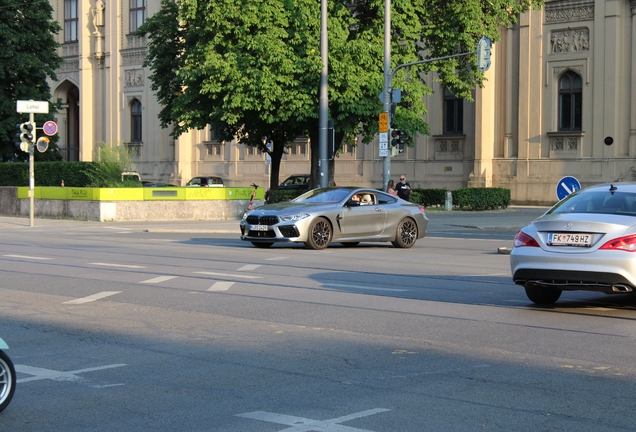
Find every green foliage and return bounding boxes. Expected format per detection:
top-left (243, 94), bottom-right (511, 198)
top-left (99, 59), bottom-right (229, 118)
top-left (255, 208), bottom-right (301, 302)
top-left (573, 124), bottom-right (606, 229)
top-left (409, 187), bottom-right (510, 210)
top-left (266, 189), bottom-right (305, 204)
top-left (0, 162), bottom-right (95, 186)
top-left (0, 0), bottom-right (63, 162)
top-left (410, 188), bottom-right (448, 208)
top-left (452, 187), bottom-right (510, 210)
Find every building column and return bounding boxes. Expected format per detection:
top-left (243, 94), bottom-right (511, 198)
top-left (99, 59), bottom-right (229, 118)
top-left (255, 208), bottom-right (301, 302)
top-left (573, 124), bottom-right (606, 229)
top-left (468, 41), bottom-right (496, 188)
top-left (630, 1), bottom-right (636, 157)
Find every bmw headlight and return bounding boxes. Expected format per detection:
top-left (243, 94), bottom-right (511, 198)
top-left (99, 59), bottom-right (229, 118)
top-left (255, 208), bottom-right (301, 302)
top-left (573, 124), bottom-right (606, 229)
top-left (279, 213), bottom-right (310, 222)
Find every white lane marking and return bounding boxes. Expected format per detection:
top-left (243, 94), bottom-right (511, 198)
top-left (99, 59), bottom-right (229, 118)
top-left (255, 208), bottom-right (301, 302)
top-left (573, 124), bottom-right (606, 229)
top-left (140, 275), bottom-right (177, 284)
top-left (3, 254), bottom-right (52, 260)
top-left (116, 231), bottom-right (132, 234)
top-left (208, 282), bottom-right (235, 291)
top-left (89, 262), bottom-right (146, 269)
top-left (265, 257), bottom-right (287, 261)
top-left (323, 283), bottom-right (408, 292)
top-left (238, 264), bottom-right (261, 271)
top-left (466, 273), bottom-right (509, 277)
top-left (237, 408), bottom-right (391, 431)
top-left (17, 363), bottom-right (127, 383)
top-left (63, 291), bottom-right (121, 304)
top-left (148, 239), bottom-right (178, 242)
top-left (194, 271), bottom-right (262, 279)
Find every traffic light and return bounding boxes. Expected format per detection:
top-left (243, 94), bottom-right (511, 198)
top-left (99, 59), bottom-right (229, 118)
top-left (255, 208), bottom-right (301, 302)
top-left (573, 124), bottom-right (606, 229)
top-left (18, 122), bottom-right (34, 152)
top-left (391, 129), bottom-right (404, 147)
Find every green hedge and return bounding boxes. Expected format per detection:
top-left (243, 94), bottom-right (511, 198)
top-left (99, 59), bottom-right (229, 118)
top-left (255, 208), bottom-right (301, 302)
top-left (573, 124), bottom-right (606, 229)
top-left (410, 187), bottom-right (510, 210)
top-left (265, 185), bottom-right (510, 210)
top-left (0, 161), bottom-right (139, 188)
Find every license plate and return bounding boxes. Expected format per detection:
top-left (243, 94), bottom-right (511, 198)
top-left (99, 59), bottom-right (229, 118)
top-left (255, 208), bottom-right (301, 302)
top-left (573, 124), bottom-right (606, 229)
top-left (547, 232), bottom-right (592, 247)
top-left (250, 224), bottom-right (268, 231)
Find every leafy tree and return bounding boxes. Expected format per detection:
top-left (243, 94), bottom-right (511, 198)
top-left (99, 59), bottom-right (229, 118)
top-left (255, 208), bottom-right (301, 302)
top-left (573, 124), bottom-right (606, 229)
top-left (140, 0), bottom-right (542, 189)
top-left (0, 0), bottom-right (63, 162)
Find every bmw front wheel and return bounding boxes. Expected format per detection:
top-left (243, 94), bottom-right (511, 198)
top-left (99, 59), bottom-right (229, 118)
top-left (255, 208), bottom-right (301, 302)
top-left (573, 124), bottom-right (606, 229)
top-left (305, 217), bottom-right (332, 250)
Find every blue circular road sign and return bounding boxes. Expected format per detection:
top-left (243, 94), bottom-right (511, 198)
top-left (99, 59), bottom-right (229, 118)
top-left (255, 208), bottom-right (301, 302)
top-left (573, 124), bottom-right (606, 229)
top-left (556, 176), bottom-right (581, 200)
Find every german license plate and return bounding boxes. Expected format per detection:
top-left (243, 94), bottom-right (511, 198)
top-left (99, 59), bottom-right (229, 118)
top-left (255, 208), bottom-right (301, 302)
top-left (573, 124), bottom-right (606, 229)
top-left (547, 232), bottom-right (592, 247)
top-left (250, 224), bottom-right (268, 231)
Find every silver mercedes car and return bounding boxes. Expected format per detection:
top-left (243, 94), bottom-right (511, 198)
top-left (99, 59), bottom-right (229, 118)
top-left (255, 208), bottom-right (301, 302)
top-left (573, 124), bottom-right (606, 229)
top-left (240, 187), bottom-right (428, 249)
top-left (511, 182), bottom-right (636, 304)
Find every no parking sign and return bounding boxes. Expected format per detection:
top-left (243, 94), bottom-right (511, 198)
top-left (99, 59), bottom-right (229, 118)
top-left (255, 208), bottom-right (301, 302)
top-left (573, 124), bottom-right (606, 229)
top-left (42, 121), bottom-right (58, 136)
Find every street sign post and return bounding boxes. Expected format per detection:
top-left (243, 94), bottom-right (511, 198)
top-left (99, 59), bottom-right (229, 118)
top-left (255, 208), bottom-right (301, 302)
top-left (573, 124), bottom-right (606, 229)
top-left (556, 176), bottom-right (581, 200)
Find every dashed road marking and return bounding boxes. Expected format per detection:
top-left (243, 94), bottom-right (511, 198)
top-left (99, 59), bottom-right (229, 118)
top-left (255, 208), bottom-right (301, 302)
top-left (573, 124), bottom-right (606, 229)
top-left (89, 262), bottom-right (146, 269)
top-left (323, 283), bottom-right (408, 292)
top-left (17, 363), bottom-right (127, 383)
top-left (194, 271), bottom-right (262, 279)
top-left (238, 264), bottom-right (261, 271)
top-left (3, 254), bottom-right (52, 260)
top-left (208, 281), bottom-right (235, 291)
top-left (265, 257), bottom-right (287, 261)
top-left (140, 275), bottom-right (177, 284)
top-left (237, 408), bottom-right (391, 431)
top-left (63, 291), bottom-right (121, 304)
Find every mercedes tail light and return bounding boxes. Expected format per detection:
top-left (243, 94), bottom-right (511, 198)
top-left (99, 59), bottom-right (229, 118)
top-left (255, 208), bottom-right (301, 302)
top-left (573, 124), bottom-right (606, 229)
top-left (600, 234), bottom-right (636, 252)
top-left (514, 230), bottom-right (539, 248)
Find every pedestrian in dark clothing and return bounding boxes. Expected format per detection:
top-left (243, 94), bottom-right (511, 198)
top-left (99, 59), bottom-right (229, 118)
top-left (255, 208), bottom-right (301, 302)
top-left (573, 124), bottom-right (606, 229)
top-left (395, 175), bottom-right (412, 201)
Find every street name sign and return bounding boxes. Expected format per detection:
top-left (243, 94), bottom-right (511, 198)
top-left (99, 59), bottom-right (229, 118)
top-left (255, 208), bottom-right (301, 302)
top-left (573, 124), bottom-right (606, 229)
top-left (17, 100), bottom-right (49, 114)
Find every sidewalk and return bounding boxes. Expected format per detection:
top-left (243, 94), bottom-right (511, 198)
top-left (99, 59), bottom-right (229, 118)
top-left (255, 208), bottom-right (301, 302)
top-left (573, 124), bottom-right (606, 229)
top-left (0, 206), bottom-right (548, 234)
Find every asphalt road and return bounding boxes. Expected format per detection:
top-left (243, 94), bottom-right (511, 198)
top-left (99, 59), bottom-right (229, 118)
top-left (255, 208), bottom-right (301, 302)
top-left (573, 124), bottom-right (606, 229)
top-left (1, 209), bottom-right (636, 431)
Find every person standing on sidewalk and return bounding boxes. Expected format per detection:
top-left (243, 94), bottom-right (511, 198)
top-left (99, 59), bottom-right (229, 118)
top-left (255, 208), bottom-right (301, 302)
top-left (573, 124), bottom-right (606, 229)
top-left (395, 175), bottom-right (412, 201)
top-left (386, 179), bottom-right (398, 196)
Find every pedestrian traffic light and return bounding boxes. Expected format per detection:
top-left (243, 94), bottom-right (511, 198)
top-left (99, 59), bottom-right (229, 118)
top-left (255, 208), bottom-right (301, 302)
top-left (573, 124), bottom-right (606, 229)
top-left (18, 122), bottom-right (34, 152)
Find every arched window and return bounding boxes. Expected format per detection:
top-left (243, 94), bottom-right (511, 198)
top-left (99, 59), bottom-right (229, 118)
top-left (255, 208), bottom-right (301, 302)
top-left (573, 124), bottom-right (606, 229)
top-left (443, 88), bottom-right (463, 134)
top-left (131, 99), bottom-right (142, 142)
top-left (558, 71), bottom-right (582, 131)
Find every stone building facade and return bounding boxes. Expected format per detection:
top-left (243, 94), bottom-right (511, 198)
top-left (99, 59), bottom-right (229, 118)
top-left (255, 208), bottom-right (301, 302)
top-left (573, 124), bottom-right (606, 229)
top-left (47, 0), bottom-right (636, 204)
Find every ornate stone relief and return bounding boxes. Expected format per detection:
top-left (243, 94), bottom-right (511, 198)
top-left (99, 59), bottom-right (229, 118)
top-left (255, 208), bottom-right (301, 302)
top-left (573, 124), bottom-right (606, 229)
top-left (60, 43), bottom-right (79, 57)
top-left (553, 137), bottom-right (578, 151)
top-left (57, 43), bottom-right (80, 72)
top-left (545, 4), bottom-right (594, 23)
top-left (121, 48), bottom-right (148, 65)
top-left (125, 69), bottom-right (144, 87)
top-left (59, 59), bottom-right (80, 72)
top-left (553, 65), bottom-right (584, 77)
top-left (126, 35), bottom-right (147, 49)
top-left (550, 28), bottom-right (589, 54)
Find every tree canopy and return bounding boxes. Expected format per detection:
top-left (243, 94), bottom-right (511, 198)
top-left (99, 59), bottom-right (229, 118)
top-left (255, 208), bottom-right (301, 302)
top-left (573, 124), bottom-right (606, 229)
top-left (0, 0), bottom-right (63, 162)
top-left (140, 0), bottom-right (542, 188)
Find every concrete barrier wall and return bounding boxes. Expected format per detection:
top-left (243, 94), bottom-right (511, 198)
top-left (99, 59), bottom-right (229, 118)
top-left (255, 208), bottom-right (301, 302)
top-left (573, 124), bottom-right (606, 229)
top-left (1, 187), bottom-right (260, 221)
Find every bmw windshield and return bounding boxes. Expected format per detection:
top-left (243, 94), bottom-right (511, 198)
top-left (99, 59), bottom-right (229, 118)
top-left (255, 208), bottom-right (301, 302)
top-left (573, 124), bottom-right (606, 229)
top-left (292, 188), bottom-right (352, 204)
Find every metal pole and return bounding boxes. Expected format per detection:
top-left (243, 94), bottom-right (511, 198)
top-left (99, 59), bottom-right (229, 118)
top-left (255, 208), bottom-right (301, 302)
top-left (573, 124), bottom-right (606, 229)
top-left (382, 0), bottom-right (391, 191)
top-left (318, 0), bottom-right (328, 188)
top-left (29, 112), bottom-right (35, 227)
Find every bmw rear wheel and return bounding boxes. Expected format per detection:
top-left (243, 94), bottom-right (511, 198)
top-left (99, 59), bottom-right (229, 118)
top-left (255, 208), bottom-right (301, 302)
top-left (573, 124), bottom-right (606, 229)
top-left (524, 286), bottom-right (562, 305)
top-left (0, 350), bottom-right (16, 413)
top-left (392, 218), bottom-right (418, 248)
top-left (305, 217), bottom-right (332, 250)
